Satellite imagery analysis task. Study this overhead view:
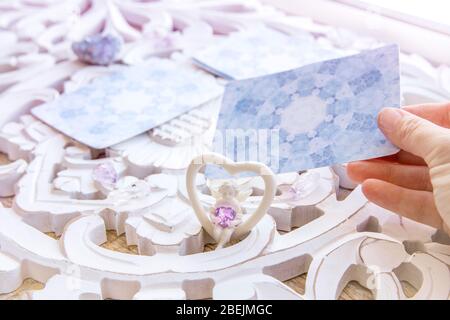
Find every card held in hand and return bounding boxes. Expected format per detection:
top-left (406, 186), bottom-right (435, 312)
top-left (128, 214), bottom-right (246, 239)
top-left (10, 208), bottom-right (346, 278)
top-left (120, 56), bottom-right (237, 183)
top-left (207, 45), bottom-right (400, 178)
top-left (32, 59), bottom-right (223, 149)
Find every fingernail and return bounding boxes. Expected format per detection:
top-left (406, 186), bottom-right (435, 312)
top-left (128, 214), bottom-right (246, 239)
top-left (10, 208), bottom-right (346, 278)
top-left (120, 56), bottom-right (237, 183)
top-left (378, 108), bottom-right (404, 132)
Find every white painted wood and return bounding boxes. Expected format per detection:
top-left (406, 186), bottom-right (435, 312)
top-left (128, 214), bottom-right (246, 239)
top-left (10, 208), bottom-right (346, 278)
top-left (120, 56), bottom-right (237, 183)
top-left (332, 164), bottom-right (358, 190)
top-left (108, 97), bottom-right (222, 175)
top-left (213, 274), bottom-right (302, 300)
top-left (0, 54), bottom-right (55, 93)
top-left (1, 184), bottom-right (449, 300)
top-left (0, 89), bottom-right (58, 128)
top-left (31, 274), bottom-right (102, 300)
top-left (0, 159), bottom-right (27, 197)
top-left (11, 133), bottom-right (167, 234)
top-left (125, 174), bottom-right (204, 255)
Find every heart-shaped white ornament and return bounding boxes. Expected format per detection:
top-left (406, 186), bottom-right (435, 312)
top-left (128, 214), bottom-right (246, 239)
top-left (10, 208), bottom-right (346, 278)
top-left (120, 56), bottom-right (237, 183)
top-left (186, 153), bottom-right (276, 247)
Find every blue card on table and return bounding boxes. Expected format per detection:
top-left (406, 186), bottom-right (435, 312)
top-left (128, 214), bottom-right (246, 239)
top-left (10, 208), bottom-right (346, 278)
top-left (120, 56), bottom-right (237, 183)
top-left (32, 59), bottom-right (223, 149)
top-left (206, 45), bottom-right (400, 178)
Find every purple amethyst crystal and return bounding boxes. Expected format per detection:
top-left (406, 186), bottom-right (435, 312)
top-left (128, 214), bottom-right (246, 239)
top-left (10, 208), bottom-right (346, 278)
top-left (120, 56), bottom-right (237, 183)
top-left (214, 206), bottom-right (237, 228)
top-left (72, 34), bottom-right (121, 66)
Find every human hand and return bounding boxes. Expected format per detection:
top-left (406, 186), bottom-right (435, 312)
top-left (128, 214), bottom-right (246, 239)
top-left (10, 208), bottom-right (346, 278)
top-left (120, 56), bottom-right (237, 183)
top-left (347, 102), bottom-right (450, 235)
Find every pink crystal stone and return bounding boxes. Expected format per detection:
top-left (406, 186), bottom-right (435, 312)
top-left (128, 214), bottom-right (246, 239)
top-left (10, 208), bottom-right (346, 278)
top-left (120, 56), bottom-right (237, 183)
top-left (214, 206), bottom-right (236, 228)
top-left (92, 162), bottom-right (117, 187)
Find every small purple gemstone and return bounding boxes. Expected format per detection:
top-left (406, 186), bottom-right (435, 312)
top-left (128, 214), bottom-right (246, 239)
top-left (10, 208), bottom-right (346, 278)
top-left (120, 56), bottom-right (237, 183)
top-left (92, 162), bottom-right (118, 187)
top-left (214, 206), bottom-right (236, 228)
top-left (72, 34), bottom-right (121, 66)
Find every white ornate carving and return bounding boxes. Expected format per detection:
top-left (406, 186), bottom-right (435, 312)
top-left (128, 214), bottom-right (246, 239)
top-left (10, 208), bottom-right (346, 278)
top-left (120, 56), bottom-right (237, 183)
top-left (125, 174), bottom-right (204, 255)
top-left (0, 54), bottom-right (55, 93)
top-left (183, 168), bottom-right (337, 232)
top-left (0, 115), bottom-right (57, 161)
top-left (332, 164), bottom-right (358, 190)
top-left (186, 153), bottom-right (276, 249)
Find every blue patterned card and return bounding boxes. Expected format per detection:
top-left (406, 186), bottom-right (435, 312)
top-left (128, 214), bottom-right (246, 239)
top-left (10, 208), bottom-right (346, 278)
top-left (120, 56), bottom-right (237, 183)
top-left (193, 25), bottom-right (345, 80)
top-left (32, 59), bottom-right (223, 149)
top-left (207, 45), bottom-right (400, 177)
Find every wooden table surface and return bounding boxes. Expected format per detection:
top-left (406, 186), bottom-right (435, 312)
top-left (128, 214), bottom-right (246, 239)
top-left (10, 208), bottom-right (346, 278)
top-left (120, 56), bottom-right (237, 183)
top-left (0, 153), bottom-right (415, 300)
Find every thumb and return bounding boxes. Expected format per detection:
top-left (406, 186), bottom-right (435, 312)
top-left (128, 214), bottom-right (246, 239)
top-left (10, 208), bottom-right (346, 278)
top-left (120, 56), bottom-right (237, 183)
top-left (378, 107), bottom-right (450, 167)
